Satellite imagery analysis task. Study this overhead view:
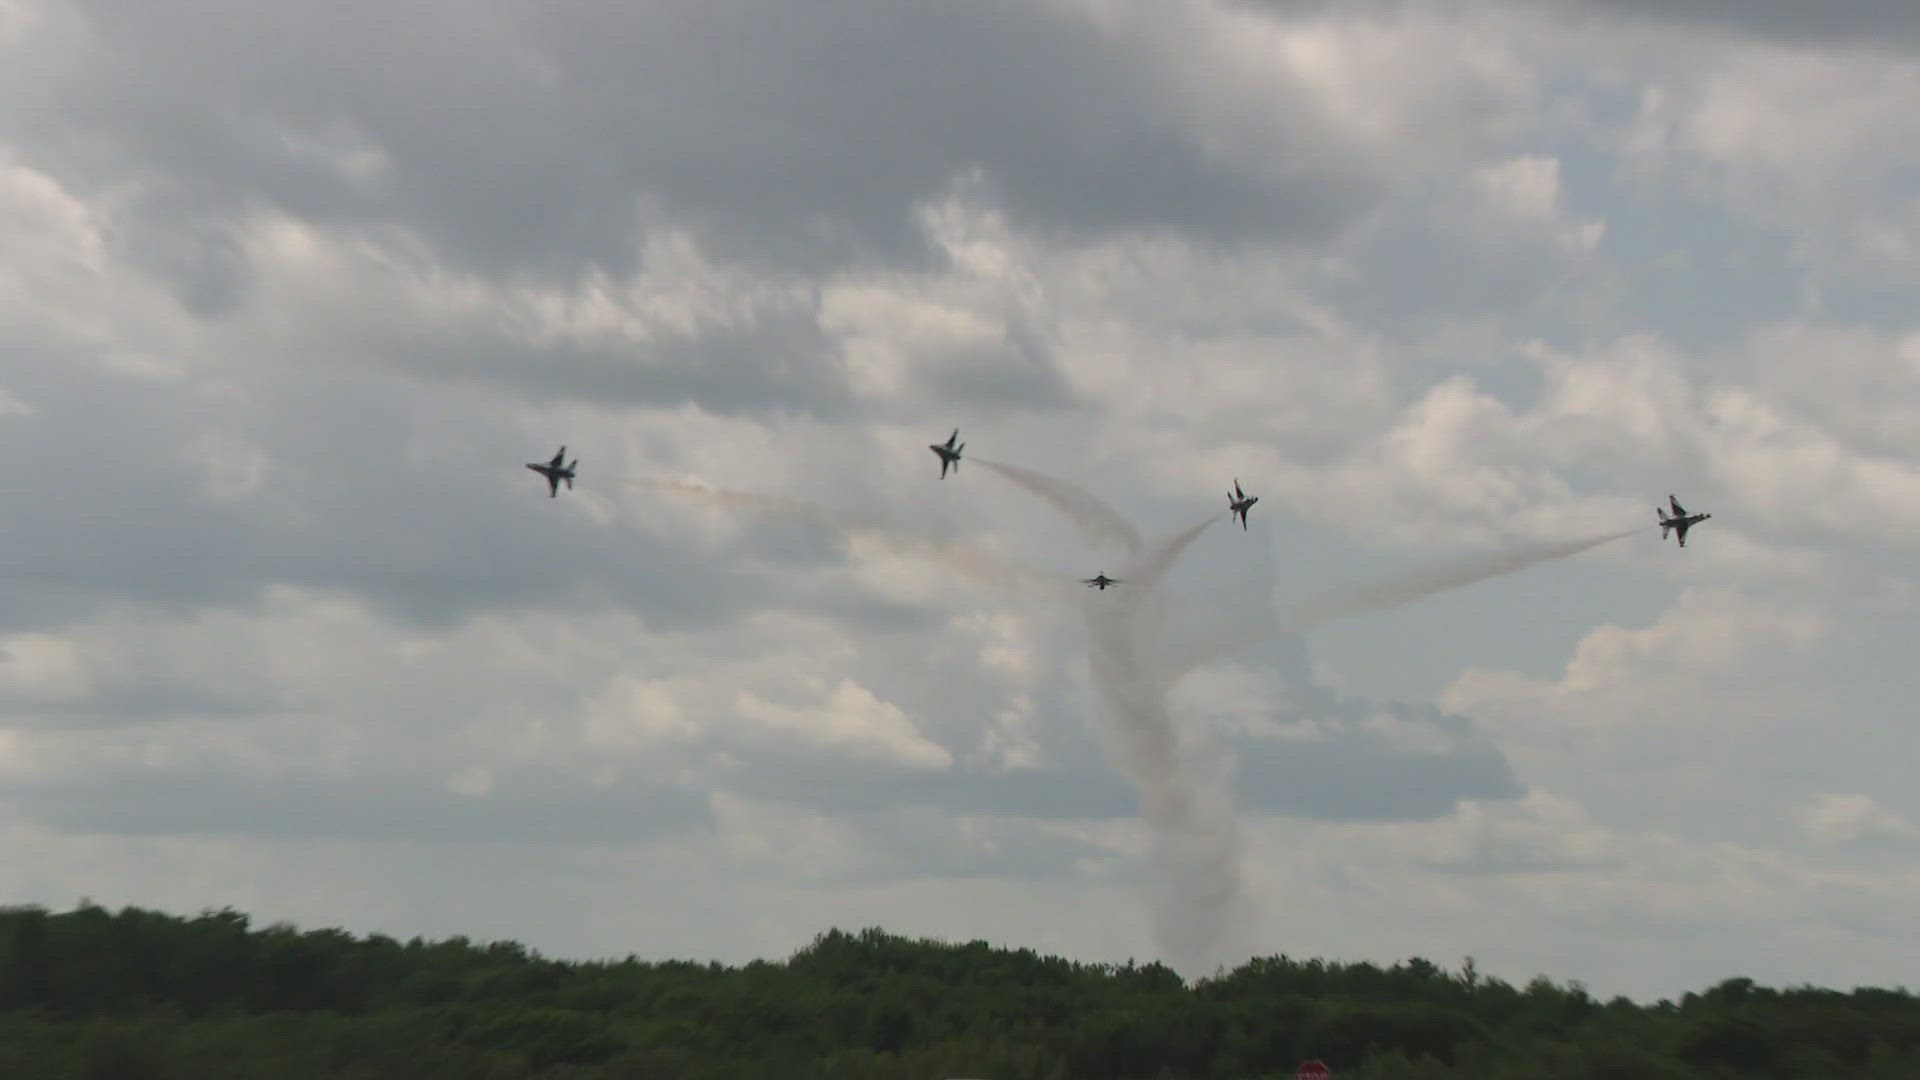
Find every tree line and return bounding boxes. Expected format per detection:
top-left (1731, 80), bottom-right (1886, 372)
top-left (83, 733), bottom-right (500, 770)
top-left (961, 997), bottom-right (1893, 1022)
top-left (2, 901), bottom-right (1916, 1078)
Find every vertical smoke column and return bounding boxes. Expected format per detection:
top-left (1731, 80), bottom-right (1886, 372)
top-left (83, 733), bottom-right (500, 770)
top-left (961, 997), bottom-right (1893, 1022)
top-left (975, 458), bottom-right (1255, 970)
top-left (1081, 515), bottom-right (1253, 973)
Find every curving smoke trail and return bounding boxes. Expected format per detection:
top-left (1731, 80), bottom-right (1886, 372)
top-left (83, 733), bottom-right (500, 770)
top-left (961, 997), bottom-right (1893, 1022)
top-left (1282, 527), bottom-right (1641, 630)
top-left (1164, 525), bottom-right (1644, 680)
top-left (1083, 512), bottom-right (1253, 972)
top-left (975, 458), bottom-right (1144, 557)
top-left (978, 460), bottom-right (1254, 973)
top-left (632, 476), bottom-right (1080, 600)
top-left (980, 463), bottom-right (1642, 971)
top-left (639, 458), bottom-right (1631, 975)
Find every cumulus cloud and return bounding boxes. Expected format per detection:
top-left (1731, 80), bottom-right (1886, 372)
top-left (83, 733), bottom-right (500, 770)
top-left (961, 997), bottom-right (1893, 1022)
top-left (1618, 38), bottom-right (1920, 273)
top-left (1797, 794), bottom-right (1915, 847)
top-left (1443, 587), bottom-right (1829, 726)
top-left (735, 678), bottom-right (955, 771)
top-left (9, 0), bottom-right (1530, 289)
top-left (2, 0), bottom-right (1919, 998)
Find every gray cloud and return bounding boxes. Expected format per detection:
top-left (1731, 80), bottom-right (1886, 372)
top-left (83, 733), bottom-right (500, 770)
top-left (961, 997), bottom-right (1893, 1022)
top-left (29, 0), bottom-right (1381, 292)
top-left (3, 766), bottom-right (714, 843)
top-left (0, 349), bottom-right (852, 633)
top-left (0, 722), bottom-right (1518, 845)
top-left (1566, 0), bottom-right (1920, 46)
top-left (799, 807), bottom-right (1133, 885)
top-left (1230, 0), bottom-right (1920, 48)
top-left (1, 0), bottom-right (1915, 1000)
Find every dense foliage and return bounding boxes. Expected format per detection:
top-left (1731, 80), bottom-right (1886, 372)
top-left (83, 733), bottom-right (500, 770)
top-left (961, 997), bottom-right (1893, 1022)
top-left (2, 902), bottom-right (1916, 1078)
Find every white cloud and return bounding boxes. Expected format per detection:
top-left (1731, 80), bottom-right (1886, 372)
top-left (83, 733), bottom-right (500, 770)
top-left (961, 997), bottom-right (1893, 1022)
top-left (735, 678), bottom-right (954, 771)
top-left (1473, 154), bottom-right (1607, 255)
top-left (1442, 588), bottom-right (1828, 737)
top-left (582, 676), bottom-right (697, 750)
top-left (1621, 40), bottom-right (1920, 272)
top-left (1240, 784), bottom-right (1920, 996)
top-left (180, 431), bottom-right (271, 499)
top-left (1798, 794), bottom-right (1915, 846)
top-left (2, 0), bottom-right (1919, 1001)
top-left (0, 150), bottom-right (192, 363)
top-left (0, 632), bottom-right (90, 705)
top-left (1126, 0), bottom-right (1544, 169)
top-left (0, 0), bottom-right (36, 46)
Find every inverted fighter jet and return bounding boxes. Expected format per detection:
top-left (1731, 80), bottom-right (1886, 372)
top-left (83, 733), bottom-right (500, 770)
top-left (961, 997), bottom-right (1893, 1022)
top-left (929, 428), bottom-right (964, 478)
top-left (1228, 478), bottom-right (1258, 531)
top-left (1657, 494), bottom-right (1710, 547)
top-left (527, 446), bottom-right (577, 497)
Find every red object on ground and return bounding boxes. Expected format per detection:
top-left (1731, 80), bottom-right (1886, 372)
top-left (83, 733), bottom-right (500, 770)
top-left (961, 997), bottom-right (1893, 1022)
top-left (1296, 1061), bottom-right (1331, 1080)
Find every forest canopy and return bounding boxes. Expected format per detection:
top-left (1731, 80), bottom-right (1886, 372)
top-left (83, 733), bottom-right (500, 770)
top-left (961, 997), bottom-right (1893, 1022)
top-left (2, 901), bottom-right (1916, 1078)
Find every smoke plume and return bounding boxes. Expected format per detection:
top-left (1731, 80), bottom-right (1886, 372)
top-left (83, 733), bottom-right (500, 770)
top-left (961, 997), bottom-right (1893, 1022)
top-left (976, 458), bottom-right (1144, 557)
top-left (1166, 526), bottom-right (1643, 679)
top-left (640, 460), bottom-right (1632, 975)
top-left (1283, 527), bottom-right (1641, 631)
top-left (979, 460), bottom-right (1254, 972)
top-left (1083, 513), bottom-right (1253, 971)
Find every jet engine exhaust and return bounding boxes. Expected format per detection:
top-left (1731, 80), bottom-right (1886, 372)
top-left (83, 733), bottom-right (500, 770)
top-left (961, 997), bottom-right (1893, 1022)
top-left (975, 458), bottom-right (1144, 557)
top-left (1282, 526), bottom-right (1641, 631)
top-left (1165, 525), bottom-right (1644, 680)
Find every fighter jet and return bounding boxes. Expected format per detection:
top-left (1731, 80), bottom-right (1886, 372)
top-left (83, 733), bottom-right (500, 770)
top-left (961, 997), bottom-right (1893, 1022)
top-left (1228, 478), bottom-right (1258, 531)
top-left (526, 446), bottom-right (577, 497)
top-left (1657, 494), bottom-right (1710, 547)
top-left (929, 428), bottom-right (964, 478)
top-left (1081, 573), bottom-right (1122, 590)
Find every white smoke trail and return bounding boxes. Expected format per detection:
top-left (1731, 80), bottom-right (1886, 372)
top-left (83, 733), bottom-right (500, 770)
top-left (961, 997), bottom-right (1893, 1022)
top-left (975, 458), bottom-right (1144, 557)
top-left (1000, 473), bottom-right (1641, 973)
top-left (1165, 526), bottom-right (1644, 679)
top-left (1282, 526), bottom-right (1641, 630)
top-left (633, 476), bottom-right (1079, 600)
top-left (1083, 513), bottom-right (1253, 972)
top-left (972, 456), bottom-right (1254, 971)
top-left (649, 469), bottom-right (1260, 969)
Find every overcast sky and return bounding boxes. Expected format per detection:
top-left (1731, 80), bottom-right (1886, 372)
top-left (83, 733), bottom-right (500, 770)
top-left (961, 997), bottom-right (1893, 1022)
top-left (4, 0), bottom-right (1919, 1001)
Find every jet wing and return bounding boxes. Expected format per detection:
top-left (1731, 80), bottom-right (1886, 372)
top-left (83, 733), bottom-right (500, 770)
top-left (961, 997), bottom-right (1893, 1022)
top-left (1669, 495), bottom-right (1685, 516)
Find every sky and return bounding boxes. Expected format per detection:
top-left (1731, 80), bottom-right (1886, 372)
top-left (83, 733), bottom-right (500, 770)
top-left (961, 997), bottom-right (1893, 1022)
top-left (2, 0), bottom-right (1919, 1002)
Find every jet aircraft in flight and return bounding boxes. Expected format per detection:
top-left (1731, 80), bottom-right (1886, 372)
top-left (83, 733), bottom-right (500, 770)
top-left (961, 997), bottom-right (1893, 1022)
top-left (929, 429), bottom-right (964, 478)
top-left (1228, 478), bottom-right (1258, 530)
top-left (1657, 495), bottom-right (1710, 547)
top-left (1081, 573), bottom-right (1122, 590)
top-left (527, 446), bottom-right (577, 497)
